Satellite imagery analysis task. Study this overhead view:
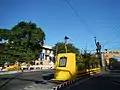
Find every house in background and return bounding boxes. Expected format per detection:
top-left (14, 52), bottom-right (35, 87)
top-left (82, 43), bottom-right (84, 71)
top-left (36, 45), bottom-right (55, 65)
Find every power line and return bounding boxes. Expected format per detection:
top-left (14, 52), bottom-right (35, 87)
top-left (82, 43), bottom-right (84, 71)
top-left (63, 0), bottom-right (95, 37)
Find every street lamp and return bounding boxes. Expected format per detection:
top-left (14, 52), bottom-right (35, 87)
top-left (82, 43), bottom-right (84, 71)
top-left (64, 36), bottom-right (69, 53)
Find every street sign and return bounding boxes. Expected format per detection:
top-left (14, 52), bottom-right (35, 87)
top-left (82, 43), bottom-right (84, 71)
top-left (40, 53), bottom-right (44, 60)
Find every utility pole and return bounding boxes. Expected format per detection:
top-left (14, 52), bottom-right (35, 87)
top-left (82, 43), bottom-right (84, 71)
top-left (85, 40), bottom-right (87, 52)
top-left (105, 49), bottom-right (109, 67)
top-left (55, 45), bottom-right (58, 61)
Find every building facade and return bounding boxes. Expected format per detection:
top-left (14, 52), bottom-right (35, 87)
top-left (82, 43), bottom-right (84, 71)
top-left (37, 45), bottom-right (55, 65)
top-left (102, 50), bottom-right (120, 65)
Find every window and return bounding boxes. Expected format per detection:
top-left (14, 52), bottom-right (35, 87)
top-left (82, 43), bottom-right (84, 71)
top-left (40, 62), bottom-right (43, 65)
top-left (30, 67), bottom-right (34, 70)
top-left (36, 67), bottom-right (40, 69)
top-left (59, 56), bottom-right (67, 67)
top-left (45, 56), bottom-right (47, 60)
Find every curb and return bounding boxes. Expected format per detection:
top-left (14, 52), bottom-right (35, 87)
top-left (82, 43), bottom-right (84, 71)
top-left (51, 72), bottom-right (100, 90)
top-left (23, 69), bottom-right (54, 72)
top-left (0, 69), bottom-right (54, 75)
top-left (51, 79), bottom-right (77, 90)
top-left (0, 71), bottom-right (22, 75)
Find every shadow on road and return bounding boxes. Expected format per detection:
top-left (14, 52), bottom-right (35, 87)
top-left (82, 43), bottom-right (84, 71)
top-left (42, 73), bottom-right (54, 80)
top-left (1, 77), bottom-right (48, 84)
top-left (0, 73), bottom-right (22, 89)
top-left (0, 73), bottom-right (52, 89)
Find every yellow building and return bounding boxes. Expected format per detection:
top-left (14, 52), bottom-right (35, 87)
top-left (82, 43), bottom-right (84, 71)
top-left (104, 51), bottom-right (110, 65)
top-left (103, 50), bottom-right (120, 65)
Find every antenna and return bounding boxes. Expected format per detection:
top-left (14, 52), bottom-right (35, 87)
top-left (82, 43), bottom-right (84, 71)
top-left (85, 40), bottom-right (87, 51)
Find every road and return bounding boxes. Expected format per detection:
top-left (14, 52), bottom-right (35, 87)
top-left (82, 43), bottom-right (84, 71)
top-left (64, 71), bottom-right (120, 90)
top-left (1, 70), bottom-right (120, 90)
top-left (0, 69), bottom-right (54, 90)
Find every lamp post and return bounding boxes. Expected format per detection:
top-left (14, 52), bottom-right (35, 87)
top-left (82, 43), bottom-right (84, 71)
top-left (64, 36), bottom-right (69, 53)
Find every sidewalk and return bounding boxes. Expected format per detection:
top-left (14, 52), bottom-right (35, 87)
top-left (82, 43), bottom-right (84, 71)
top-left (0, 71), bottom-right (22, 75)
top-left (0, 69), bottom-right (54, 75)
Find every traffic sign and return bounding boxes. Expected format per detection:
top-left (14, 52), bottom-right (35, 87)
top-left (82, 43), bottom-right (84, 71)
top-left (40, 53), bottom-right (44, 59)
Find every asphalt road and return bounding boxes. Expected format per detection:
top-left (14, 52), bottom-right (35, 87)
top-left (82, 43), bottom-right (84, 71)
top-left (0, 69), bottom-right (54, 90)
top-left (1, 70), bottom-right (120, 90)
top-left (64, 72), bottom-right (120, 90)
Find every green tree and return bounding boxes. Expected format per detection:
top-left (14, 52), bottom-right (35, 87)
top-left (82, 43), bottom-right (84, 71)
top-left (82, 53), bottom-right (100, 69)
top-left (90, 54), bottom-right (100, 68)
top-left (53, 42), bottom-right (80, 55)
top-left (0, 29), bottom-right (10, 41)
top-left (0, 21), bottom-right (45, 64)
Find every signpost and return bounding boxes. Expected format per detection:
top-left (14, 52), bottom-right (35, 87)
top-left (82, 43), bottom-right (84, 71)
top-left (40, 53), bottom-right (44, 60)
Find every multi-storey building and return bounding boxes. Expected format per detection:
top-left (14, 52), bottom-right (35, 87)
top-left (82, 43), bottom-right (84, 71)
top-left (37, 45), bottom-right (55, 65)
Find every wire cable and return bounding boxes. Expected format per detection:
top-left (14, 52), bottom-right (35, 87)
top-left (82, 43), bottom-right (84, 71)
top-left (63, 0), bottom-right (95, 37)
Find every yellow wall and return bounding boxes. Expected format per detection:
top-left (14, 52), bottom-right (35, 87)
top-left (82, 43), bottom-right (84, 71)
top-left (54, 53), bottom-right (77, 81)
top-left (104, 52), bottom-right (110, 64)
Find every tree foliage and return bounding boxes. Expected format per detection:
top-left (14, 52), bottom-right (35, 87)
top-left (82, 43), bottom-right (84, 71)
top-left (81, 53), bottom-right (100, 69)
top-left (0, 21), bottom-right (45, 64)
top-left (53, 42), bottom-right (80, 55)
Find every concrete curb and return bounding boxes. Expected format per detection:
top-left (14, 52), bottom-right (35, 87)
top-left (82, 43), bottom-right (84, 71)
top-left (0, 71), bottom-right (22, 75)
top-left (51, 78), bottom-right (78, 90)
top-left (51, 72), bottom-right (100, 90)
top-left (0, 69), bottom-right (54, 75)
top-left (51, 79), bottom-right (77, 90)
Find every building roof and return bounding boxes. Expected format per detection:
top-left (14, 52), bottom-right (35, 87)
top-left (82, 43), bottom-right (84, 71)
top-left (43, 45), bottom-right (52, 49)
top-left (42, 45), bottom-right (55, 51)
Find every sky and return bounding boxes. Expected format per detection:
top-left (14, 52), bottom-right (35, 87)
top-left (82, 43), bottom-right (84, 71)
top-left (1, 0), bottom-right (120, 52)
